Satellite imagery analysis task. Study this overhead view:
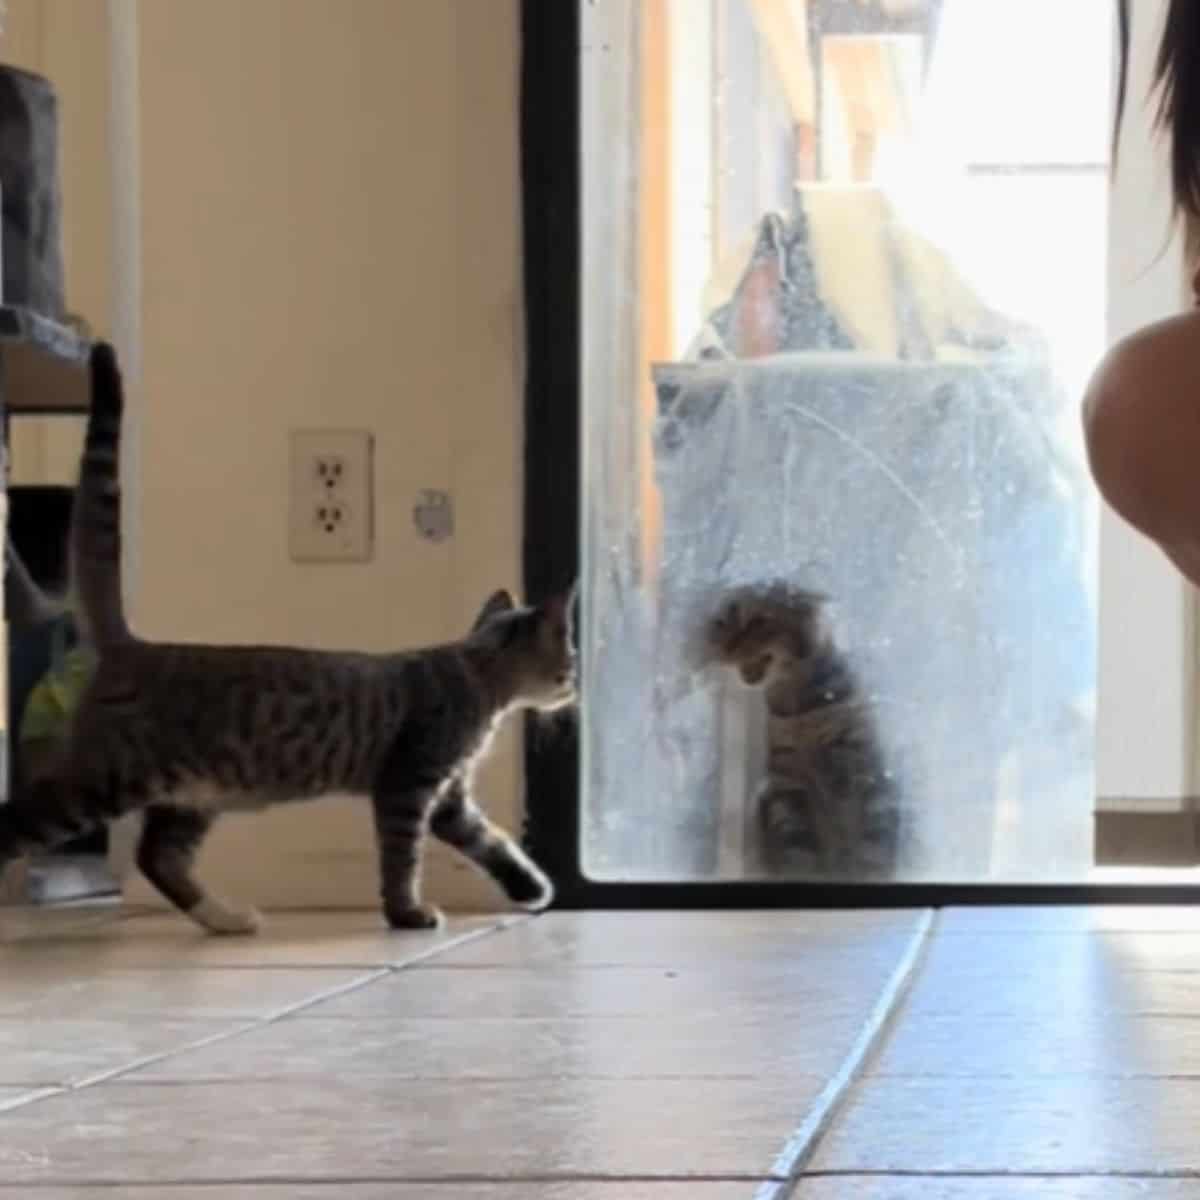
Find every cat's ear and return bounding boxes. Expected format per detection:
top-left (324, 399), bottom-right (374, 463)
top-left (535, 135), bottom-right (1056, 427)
top-left (541, 582), bottom-right (577, 630)
top-left (472, 588), bottom-right (516, 631)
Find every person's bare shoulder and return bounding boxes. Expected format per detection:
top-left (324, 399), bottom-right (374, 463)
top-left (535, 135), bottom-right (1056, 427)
top-left (1083, 308), bottom-right (1200, 545)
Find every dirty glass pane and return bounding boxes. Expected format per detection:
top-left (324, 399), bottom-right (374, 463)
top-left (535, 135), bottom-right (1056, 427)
top-left (580, 0), bottom-right (1108, 882)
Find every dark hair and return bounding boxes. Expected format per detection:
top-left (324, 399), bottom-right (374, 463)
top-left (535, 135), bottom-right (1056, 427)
top-left (1113, 0), bottom-right (1129, 160)
top-left (1115, 0), bottom-right (1200, 232)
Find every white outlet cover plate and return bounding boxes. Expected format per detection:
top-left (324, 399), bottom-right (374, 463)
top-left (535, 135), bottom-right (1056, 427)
top-left (289, 428), bottom-right (374, 563)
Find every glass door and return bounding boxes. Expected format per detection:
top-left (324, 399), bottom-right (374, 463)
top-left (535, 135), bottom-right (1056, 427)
top-left (577, 0), bottom-right (1119, 886)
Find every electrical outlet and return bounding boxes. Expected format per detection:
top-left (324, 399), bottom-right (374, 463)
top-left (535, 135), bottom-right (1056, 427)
top-left (289, 429), bottom-right (374, 562)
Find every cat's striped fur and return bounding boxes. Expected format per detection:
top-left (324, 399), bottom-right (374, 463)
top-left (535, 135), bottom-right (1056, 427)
top-left (707, 583), bottom-right (898, 879)
top-left (0, 344), bottom-right (576, 933)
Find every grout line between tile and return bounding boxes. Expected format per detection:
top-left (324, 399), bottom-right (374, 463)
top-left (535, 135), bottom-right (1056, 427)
top-left (20, 1063), bottom-right (838, 1094)
top-left (0, 1088), bottom-right (60, 1113)
top-left (67, 1020), bottom-right (277, 1091)
top-left (14, 1171), bottom-right (1200, 1191)
top-left (3, 910), bottom-right (529, 967)
top-left (0, 1171), bottom-right (774, 1189)
top-left (752, 908), bottom-right (939, 1200)
top-left (0, 915), bottom-right (521, 1116)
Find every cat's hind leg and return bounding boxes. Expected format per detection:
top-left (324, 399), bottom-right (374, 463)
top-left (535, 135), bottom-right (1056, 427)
top-left (430, 780), bottom-right (553, 911)
top-left (137, 805), bottom-right (260, 936)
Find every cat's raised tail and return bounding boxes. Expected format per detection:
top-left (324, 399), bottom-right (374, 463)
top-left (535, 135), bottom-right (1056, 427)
top-left (72, 341), bottom-right (130, 650)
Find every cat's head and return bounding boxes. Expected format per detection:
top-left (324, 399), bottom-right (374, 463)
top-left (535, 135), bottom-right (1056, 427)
top-left (707, 585), bottom-right (829, 686)
top-left (468, 585), bottom-right (578, 711)
top-left (653, 372), bottom-right (728, 459)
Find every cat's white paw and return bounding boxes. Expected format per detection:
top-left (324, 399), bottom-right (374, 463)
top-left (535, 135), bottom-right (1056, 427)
top-left (188, 896), bottom-right (263, 937)
top-left (517, 868), bottom-right (555, 912)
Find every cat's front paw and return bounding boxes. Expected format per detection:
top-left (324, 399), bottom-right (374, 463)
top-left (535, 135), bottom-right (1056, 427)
top-left (385, 902), bottom-right (445, 931)
top-left (500, 862), bottom-right (555, 912)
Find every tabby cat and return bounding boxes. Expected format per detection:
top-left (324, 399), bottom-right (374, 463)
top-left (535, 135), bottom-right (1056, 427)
top-left (0, 344), bottom-right (576, 934)
top-left (706, 583), bottom-right (899, 878)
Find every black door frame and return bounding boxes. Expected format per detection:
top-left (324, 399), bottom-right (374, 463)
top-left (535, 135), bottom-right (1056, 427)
top-left (518, 0), bottom-right (1197, 908)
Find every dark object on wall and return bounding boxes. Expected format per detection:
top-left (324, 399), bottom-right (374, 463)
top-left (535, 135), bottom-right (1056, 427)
top-left (0, 66), bottom-right (66, 319)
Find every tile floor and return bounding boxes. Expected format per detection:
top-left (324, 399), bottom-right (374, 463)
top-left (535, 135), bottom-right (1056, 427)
top-left (3, 904), bottom-right (1200, 1196)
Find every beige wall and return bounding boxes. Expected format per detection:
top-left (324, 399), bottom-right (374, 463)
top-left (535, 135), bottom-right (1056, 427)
top-left (11, 0), bottom-right (527, 911)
